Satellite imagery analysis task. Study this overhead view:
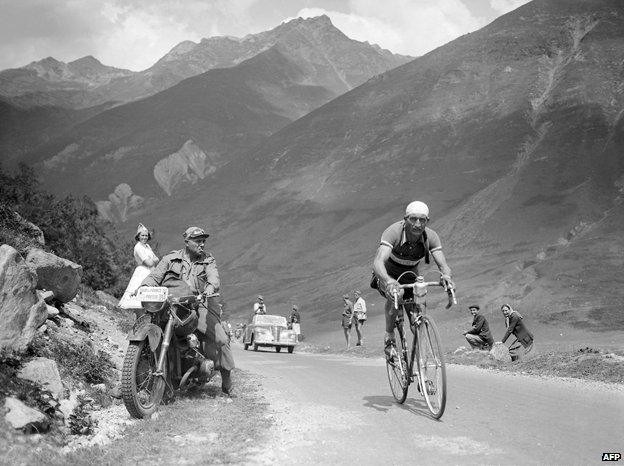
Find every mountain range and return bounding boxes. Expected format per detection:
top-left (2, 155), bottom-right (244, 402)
top-left (0, 15), bottom-right (409, 110)
top-left (1, 16), bottom-right (410, 219)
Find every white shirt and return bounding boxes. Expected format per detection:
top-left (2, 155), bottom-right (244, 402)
top-left (134, 242), bottom-right (158, 267)
top-left (353, 297), bottom-right (367, 319)
top-left (253, 302), bottom-right (267, 314)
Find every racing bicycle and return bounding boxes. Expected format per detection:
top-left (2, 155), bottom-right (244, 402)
top-left (386, 271), bottom-right (456, 419)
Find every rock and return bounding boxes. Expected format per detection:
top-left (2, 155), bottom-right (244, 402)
top-left (95, 183), bottom-right (144, 223)
top-left (18, 357), bottom-right (64, 399)
top-left (37, 324), bottom-right (47, 334)
top-left (46, 304), bottom-right (59, 318)
top-left (95, 290), bottom-right (119, 309)
top-left (58, 391), bottom-right (81, 421)
top-left (454, 346), bottom-right (468, 354)
top-left (0, 245), bottom-right (48, 351)
top-left (25, 249), bottom-right (82, 303)
top-left (153, 140), bottom-right (218, 196)
top-left (92, 384), bottom-right (106, 393)
top-left (489, 342), bottom-right (512, 362)
top-left (37, 290), bottom-right (55, 303)
top-left (4, 397), bottom-right (49, 432)
top-left (60, 318), bottom-right (75, 328)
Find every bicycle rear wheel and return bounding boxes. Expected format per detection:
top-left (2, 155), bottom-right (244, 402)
top-left (386, 323), bottom-right (409, 404)
top-left (416, 316), bottom-right (446, 419)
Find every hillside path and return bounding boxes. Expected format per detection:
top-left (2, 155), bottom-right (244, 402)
top-left (234, 345), bottom-right (624, 465)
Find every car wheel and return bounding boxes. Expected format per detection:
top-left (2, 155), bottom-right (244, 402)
top-left (244, 343), bottom-right (249, 350)
top-left (275, 346), bottom-right (281, 353)
top-left (253, 344), bottom-right (259, 351)
top-left (288, 346), bottom-right (294, 354)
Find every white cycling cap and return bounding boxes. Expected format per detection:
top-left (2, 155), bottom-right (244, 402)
top-left (405, 201), bottom-right (429, 218)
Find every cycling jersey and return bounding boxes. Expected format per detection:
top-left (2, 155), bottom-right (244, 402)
top-left (380, 221), bottom-right (442, 271)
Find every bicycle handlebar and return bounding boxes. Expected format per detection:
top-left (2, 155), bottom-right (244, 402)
top-left (392, 281), bottom-right (457, 310)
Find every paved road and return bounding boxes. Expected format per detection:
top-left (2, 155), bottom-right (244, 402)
top-left (234, 345), bottom-right (623, 465)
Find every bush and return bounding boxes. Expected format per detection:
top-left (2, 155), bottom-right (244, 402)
top-left (0, 164), bottom-right (135, 297)
top-left (28, 336), bottom-right (115, 386)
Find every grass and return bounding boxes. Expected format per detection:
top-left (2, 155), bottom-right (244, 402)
top-left (446, 346), bottom-right (624, 385)
top-left (0, 369), bottom-right (272, 465)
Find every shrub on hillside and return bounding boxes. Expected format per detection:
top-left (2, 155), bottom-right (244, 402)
top-left (0, 164), bottom-right (134, 296)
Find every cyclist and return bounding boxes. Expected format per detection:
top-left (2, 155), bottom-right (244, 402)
top-left (372, 201), bottom-right (455, 361)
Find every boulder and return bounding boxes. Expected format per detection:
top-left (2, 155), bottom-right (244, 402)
top-left (4, 397), bottom-right (49, 432)
top-left (0, 245), bottom-right (48, 351)
top-left (26, 248), bottom-right (82, 303)
top-left (489, 342), bottom-right (512, 362)
top-left (18, 357), bottom-right (64, 399)
top-left (46, 304), bottom-right (59, 318)
top-left (95, 290), bottom-right (119, 309)
top-left (37, 289), bottom-right (55, 303)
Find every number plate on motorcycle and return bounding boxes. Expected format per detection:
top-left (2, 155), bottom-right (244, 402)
top-left (137, 286), bottom-right (168, 302)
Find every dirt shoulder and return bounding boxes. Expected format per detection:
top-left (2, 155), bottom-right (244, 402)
top-left (2, 369), bottom-right (272, 465)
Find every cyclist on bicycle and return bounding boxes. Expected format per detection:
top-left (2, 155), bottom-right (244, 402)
top-left (372, 201), bottom-right (455, 361)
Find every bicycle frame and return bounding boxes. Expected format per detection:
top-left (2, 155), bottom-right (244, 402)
top-left (387, 271), bottom-right (455, 418)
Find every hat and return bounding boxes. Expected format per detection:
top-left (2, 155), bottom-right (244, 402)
top-left (292, 304), bottom-right (298, 311)
top-left (468, 305), bottom-right (480, 311)
top-left (183, 226), bottom-right (209, 240)
top-left (343, 294), bottom-right (349, 299)
top-left (134, 223), bottom-right (151, 241)
top-left (405, 201), bottom-right (429, 218)
top-left (257, 295), bottom-right (263, 300)
top-left (354, 289), bottom-right (361, 295)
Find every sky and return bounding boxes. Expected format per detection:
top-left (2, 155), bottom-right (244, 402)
top-left (0, 0), bottom-right (530, 72)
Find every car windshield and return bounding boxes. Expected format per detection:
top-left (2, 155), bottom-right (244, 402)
top-left (254, 315), bottom-right (288, 327)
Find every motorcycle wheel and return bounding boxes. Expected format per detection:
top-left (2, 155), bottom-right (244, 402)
top-left (122, 339), bottom-right (167, 419)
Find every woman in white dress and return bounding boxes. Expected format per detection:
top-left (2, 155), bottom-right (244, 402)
top-left (133, 224), bottom-right (159, 269)
top-left (119, 224), bottom-right (160, 309)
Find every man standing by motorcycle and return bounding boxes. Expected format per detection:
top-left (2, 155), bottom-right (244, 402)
top-left (138, 226), bottom-right (235, 395)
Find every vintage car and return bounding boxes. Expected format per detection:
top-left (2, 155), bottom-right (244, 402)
top-left (243, 314), bottom-right (297, 353)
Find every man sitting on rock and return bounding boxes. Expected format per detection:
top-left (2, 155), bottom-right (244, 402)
top-left (462, 305), bottom-right (494, 350)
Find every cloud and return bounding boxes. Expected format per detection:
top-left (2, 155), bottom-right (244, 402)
top-left (489, 0), bottom-right (531, 15)
top-left (293, 0), bottom-right (486, 57)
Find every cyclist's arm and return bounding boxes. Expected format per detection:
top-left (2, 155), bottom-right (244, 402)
top-left (430, 249), bottom-right (452, 278)
top-left (373, 244), bottom-right (394, 285)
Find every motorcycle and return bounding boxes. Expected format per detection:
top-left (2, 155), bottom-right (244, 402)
top-left (121, 286), bottom-right (216, 419)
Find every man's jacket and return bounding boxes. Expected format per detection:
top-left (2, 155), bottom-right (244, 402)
top-left (141, 249), bottom-right (219, 296)
top-left (466, 313), bottom-right (494, 346)
top-left (502, 311), bottom-right (534, 346)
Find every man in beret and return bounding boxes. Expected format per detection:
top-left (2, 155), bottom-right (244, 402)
top-left (463, 305), bottom-right (494, 350)
top-left (139, 226), bottom-right (235, 395)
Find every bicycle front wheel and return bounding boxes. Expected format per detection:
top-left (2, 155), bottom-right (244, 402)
top-left (416, 316), bottom-right (447, 419)
top-left (386, 328), bottom-right (409, 404)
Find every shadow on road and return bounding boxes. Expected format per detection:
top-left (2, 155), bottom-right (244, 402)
top-left (362, 394), bottom-right (437, 420)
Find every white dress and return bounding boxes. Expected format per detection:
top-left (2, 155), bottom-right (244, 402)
top-left (118, 242), bottom-right (159, 310)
